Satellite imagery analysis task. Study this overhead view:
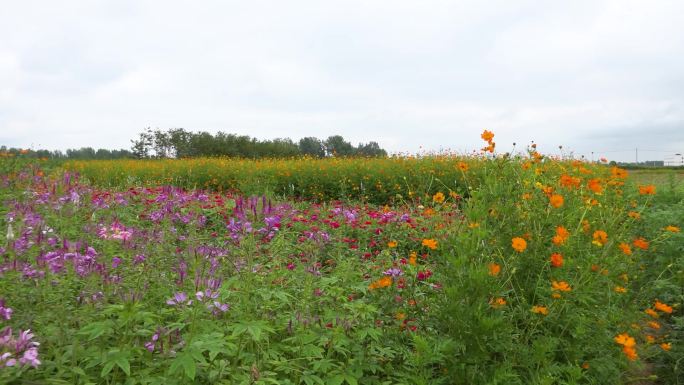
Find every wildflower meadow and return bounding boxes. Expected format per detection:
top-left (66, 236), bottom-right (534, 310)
top-left (0, 132), bottom-right (681, 384)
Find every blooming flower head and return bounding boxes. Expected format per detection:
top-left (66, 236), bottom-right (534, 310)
top-left (645, 308), bottom-right (659, 318)
top-left (432, 192), bottom-right (445, 204)
top-left (654, 300), bottom-right (673, 314)
top-left (166, 292), bottom-right (192, 306)
top-left (549, 194), bottom-right (564, 208)
top-left (592, 230), bottom-right (608, 246)
top-left (551, 280), bottom-right (572, 292)
top-left (622, 345), bottom-right (638, 361)
top-left (611, 166), bottom-right (628, 179)
top-left (416, 270), bottom-right (433, 281)
top-left (552, 226), bottom-right (570, 245)
top-left (387, 241), bottom-right (397, 248)
top-left (488, 263), bottom-right (501, 276)
top-left (550, 253), bottom-right (564, 268)
top-left (660, 342), bottom-right (671, 351)
top-left (560, 174), bottom-right (581, 189)
top-left (490, 297), bottom-right (506, 308)
top-left (383, 267), bottom-right (403, 277)
top-left (408, 251), bottom-right (417, 266)
top-left (664, 225), bottom-right (680, 232)
top-left (632, 237), bottom-right (649, 250)
top-left (638, 185), bottom-right (656, 195)
top-left (368, 276), bottom-right (393, 290)
top-left (614, 286), bottom-right (627, 293)
top-left (0, 299), bottom-right (12, 320)
top-left (587, 178), bottom-right (603, 194)
top-left (511, 237), bottom-right (527, 252)
top-left (422, 239), bottom-right (438, 250)
top-left (618, 243), bottom-right (632, 256)
top-left (481, 130), bottom-right (495, 143)
top-left (614, 333), bottom-right (636, 347)
top-left (531, 305), bottom-right (548, 315)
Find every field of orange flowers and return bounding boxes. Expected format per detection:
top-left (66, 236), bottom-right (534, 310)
top-left (1, 132), bottom-right (681, 384)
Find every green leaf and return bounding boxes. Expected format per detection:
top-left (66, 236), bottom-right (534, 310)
top-left (100, 361), bottom-right (115, 378)
top-left (326, 375), bottom-right (345, 385)
top-left (115, 356), bottom-right (131, 376)
top-left (170, 352), bottom-right (197, 380)
top-left (78, 321), bottom-right (113, 340)
top-left (344, 374), bottom-right (358, 385)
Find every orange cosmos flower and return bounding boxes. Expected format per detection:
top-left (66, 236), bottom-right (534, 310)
top-left (614, 286), bottom-right (627, 293)
top-left (550, 253), bottom-right (564, 268)
top-left (408, 251), bottom-right (417, 266)
top-left (531, 305), bottom-right (548, 315)
top-left (638, 185), bottom-right (656, 195)
top-left (614, 333), bottom-right (639, 360)
top-left (660, 343), bottom-right (671, 351)
top-left (549, 194), bottom-right (564, 208)
top-left (551, 280), bottom-right (572, 292)
top-left (592, 230), bottom-right (608, 246)
top-left (481, 130), bottom-right (495, 142)
top-left (422, 239), bottom-right (438, 250)
top-left (654, 300), bottom-right (673, 314)
top-left (368, 276), bottom-right (392, 290)
top-left (645, 308), bottom-right (659, 318)
top-left (457, 162), bottom-right (469, 172)
top-left (611, 166), bottom-right (628, 179)
top-left (511, 237), bottom-right (527, 252)
top-left (488, 263), bottom-right (501, 276)
top-left (614, 333), bottom-right (636, 347)
top-left (432, 192), bottom-right (445, 203)
top-left (387, 241), bottom-right (397, 248)
top-left (560, 174), bottom-right (581, 189)
top-left (490, 297), bottom-right (506, 308)
top-left (582, 220), bottom-right (591, 233)
top-left (648, 321), bottom-right (660, 330)
top-left (627, 211), bottom-right (641, 219)
top-left (622, 346), bottom-right (638, 361)
top-left (552, 226), bottom-right (570, 245)
top-left (632, 237), bottom-right (649, 250)
top-left (664, 225), bottom-right (680, 232)
top-left (645, 335), bottom-right (656, 343)
top-left (587, 178), bottom-right (603, 194)
top-left (618, 243), bottom-right (632, 256)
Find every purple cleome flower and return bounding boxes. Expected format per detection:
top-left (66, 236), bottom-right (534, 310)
top-left (166, 292), bottom-right (192, 306)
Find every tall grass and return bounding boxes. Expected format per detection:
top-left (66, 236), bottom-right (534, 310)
top-left (65, 156), bottom-right (478, 204)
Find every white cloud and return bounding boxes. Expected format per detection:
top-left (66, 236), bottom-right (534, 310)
top-left (1, 0), bottom-right (683, 161)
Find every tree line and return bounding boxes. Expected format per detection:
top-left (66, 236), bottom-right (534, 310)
top-left (1, 128), bottom-right (387, 160)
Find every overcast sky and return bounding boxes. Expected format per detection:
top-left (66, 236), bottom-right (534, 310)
top-left (1, 0), bottom-right (683, 162)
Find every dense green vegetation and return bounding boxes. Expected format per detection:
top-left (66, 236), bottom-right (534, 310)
top-left (0, 136), bottom-right (681, 384)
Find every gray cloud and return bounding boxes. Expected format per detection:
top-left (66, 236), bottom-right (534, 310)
top-left (1, 0), bottom-right (683, 162)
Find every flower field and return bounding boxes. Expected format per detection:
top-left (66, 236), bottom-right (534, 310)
top-left (1, 133), bottom-right (682, 384)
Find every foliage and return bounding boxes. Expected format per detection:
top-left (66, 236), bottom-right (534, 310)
top-left (0, 132), bottom-right (680, 384)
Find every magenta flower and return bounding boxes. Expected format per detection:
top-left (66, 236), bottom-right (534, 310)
top-left (166, 292), bottom-right (192, 306)
top-left (0, 299), bottom-right (12, 320)
top-left (383, 267), bottom-right (403, 277)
